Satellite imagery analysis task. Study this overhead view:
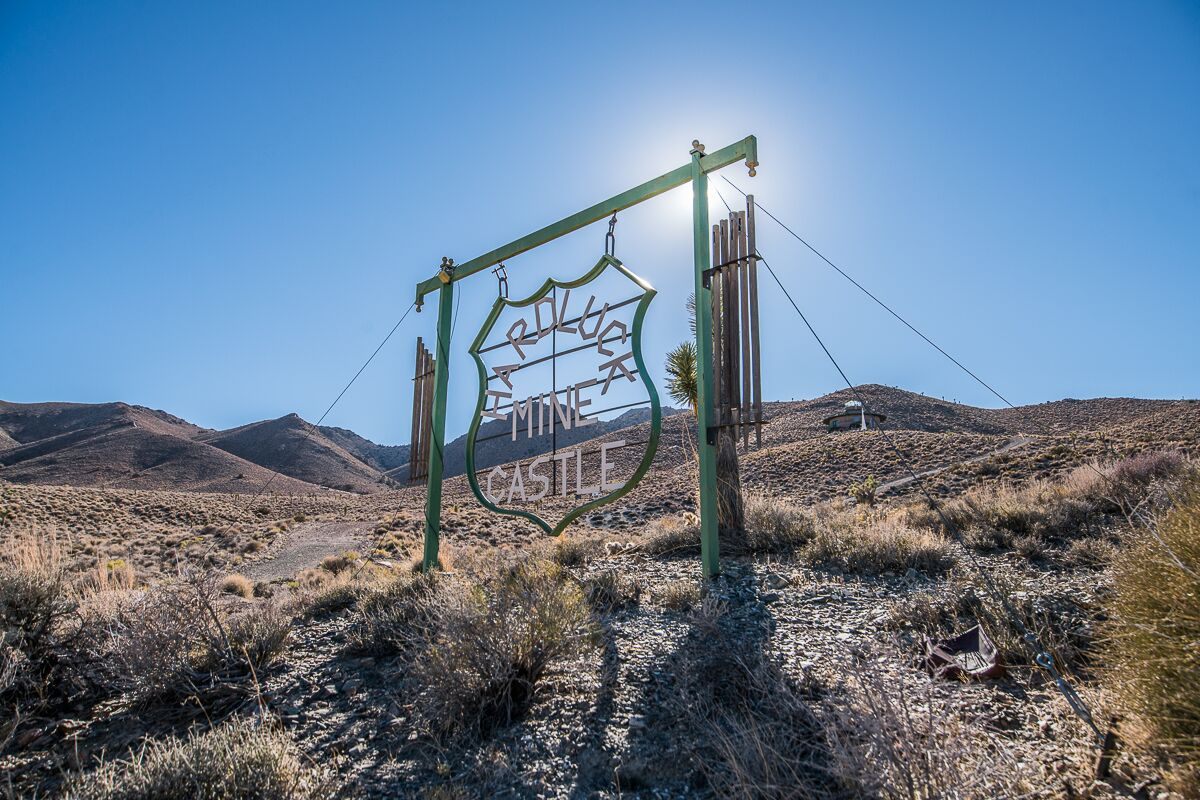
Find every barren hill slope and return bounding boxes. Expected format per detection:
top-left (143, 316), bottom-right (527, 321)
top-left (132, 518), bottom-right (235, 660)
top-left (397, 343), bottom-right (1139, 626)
top-left (201, 414), bottom-right (388, 493)
top-left (0, 423), bottom-right (319, 493)
top-left (0, 400), bottom-right (204, 443)
top-left (317, 426), bottom-right (410, 473)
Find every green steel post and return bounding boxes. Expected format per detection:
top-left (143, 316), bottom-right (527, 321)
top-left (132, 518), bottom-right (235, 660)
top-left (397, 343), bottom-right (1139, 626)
top-left (422, 279), bottom-right (454, 572)
top-left (690, 147), bottom-right (720, 579)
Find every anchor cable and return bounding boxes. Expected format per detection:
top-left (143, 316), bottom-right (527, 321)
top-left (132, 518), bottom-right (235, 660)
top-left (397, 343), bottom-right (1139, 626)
top-left (721, 176), bottom-right (1015, 409)
top-left (712, 186), bottom-right (1104, 744)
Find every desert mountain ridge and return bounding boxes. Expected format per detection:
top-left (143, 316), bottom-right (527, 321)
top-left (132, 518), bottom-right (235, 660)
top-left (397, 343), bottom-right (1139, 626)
top-left (1, 387), bottom-right (1194, 495)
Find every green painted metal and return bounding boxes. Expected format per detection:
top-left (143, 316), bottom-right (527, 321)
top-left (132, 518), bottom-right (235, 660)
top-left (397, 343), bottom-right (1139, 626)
top-left (463, 254), bottom-right (661, 536)
top-left (414, 136), bottom-right (759, 305)
top-left (690, 151), bottom-right (721, 578)
top-left (421, 279), bottom-right (454, 572)
top-left (414, 136), bottom-right (757, 578)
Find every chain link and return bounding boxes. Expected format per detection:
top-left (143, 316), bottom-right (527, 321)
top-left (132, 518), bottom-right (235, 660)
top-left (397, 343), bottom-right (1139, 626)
top-left (605, 212), bottom-right (617, 257)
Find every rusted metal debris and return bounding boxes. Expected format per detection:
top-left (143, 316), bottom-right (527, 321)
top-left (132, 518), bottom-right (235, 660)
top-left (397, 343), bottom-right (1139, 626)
top-left (924, 625), bottom-right (1005, 680)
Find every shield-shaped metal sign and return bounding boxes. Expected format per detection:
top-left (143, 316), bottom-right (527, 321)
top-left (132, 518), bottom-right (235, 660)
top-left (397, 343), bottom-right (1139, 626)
top-left (465, 254), bottom-right (660, 535)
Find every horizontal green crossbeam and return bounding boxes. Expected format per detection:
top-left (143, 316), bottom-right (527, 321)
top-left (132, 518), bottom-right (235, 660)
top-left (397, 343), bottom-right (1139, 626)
top-left (415, 136), bottom-right (758, 305)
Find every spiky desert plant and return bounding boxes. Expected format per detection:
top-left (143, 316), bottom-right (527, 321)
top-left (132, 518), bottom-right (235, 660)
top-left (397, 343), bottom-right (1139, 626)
top-left (664, 340), bottom-right (698, 413)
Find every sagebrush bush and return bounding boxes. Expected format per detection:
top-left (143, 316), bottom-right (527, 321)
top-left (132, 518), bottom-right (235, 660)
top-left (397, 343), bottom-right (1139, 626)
top-left (740, 494), bottom-right (814, 553)
top-left (348, 571), bottom-right (440, 656)
top-left (640, 515), bottom-right (700, 556)
top-left (0, 530), bottom-right (72, 656)
top-left (802, 513), bottom-right (956, 576)
top-left (87, 573), bottom-right (289, 704)
top-left (410, 559), bottom-right (597, 736)
top-left (63, 718), bottom-right (332, 800)
top-left (825, 655), bottom-right (1037, 798)
top-left (1105, 481), bottom-right (1200, 792)
top-left (581, 569), bottom-right (641, 613)
top-left (219, 574), bottom-right (254, 599)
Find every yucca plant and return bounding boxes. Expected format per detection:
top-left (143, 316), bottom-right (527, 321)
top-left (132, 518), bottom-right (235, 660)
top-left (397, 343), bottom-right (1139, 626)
top-left (664, 341), bottom-right (698, 413)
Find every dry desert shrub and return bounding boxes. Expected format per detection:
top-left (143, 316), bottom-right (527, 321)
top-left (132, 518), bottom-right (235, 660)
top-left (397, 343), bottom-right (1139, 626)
top-left (927, 451), bottom-right (1191, 556)
top-left (1105, 480), bottom-right (1200, 793)
top-left (86, 572), bottom-right (289, 706)
top-left (219, 573), bottom-right (254, 599)
top-left (656, 578), bottom-right (701, 612)
top-left (62, 717), bottom-right (332, 800)
top-left (580, 569), bottom-right (642, 613)
top-left (824, 657), bottom-right (1038, 798)
top-left (348, 571), bottom-right (440, 656)
top-left (409, 559), bottom-right (598, 737)
top-left (0, 529), bottom-right (72, 658)
top-left (739, 493), bottom-right (815, 553)
top-left (802, 511), bottom-right (956, 576)
top-left (640, 514), bottom-right (701, 556)
top-left (547, 534), bottom-right (603, 567)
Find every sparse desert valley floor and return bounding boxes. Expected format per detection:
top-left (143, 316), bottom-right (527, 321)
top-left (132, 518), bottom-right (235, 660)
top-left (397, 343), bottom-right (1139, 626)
top-left (2, 386), bottom-right (1199, 798)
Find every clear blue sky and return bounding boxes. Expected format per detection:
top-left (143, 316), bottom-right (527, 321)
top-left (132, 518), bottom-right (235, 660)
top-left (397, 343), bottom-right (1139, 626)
top-left (3, 1), bottom-right (1198, 445)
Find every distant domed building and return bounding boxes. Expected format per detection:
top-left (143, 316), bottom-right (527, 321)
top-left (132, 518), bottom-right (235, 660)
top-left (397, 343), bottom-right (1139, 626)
top-left (823, 400), bottom-right (886, 432)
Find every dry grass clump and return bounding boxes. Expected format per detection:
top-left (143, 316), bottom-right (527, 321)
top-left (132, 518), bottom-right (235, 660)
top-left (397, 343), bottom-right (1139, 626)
top-left (348, 571), bottom-right (440, 656)
top-left (802, 511), bottom-right (956, 576)
top-left (640, 514), bottom-right (700, 556)
top-left (548, 535), bottom-right (603, 567)
top-left (924, 451), bottom-right (1191, 557)
top-left (409, 559), bottom-right (598, 737)
top-left (85, 572), bottom-right (290, 706)
top-left (1105, 480), bottom-right (1200, 792)
top-left (62, 718), bottom-right (332, 800)
top-left (291, 564), bottom-right (388, 618)
top-left (660, 606), bottom-right (836, 799)
top-left (319, 551), bottom-right (360, 575)
top-left (824, 657), bottom-right (1038, 798)
top-left (739, 493), bottom-right (815, 553)
top-left (219, 574), bottom-right (254, 599)
top-left (656, 579), bottom-right (701, 612)
top-left (581, 569), bottom-right (642, 613)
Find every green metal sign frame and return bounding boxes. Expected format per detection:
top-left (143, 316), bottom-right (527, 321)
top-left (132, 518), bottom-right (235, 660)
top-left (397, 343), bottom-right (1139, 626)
top-left (415, 136), bottom-right (759, 578)
top-left (463, 254), bottom-right (661, 536)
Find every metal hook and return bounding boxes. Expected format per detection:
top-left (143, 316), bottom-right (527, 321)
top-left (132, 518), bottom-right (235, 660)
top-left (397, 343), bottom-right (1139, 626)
top-left (605, 213), bottom-right (617, 257)
top-left (492, 263), bottom-right (509, 298)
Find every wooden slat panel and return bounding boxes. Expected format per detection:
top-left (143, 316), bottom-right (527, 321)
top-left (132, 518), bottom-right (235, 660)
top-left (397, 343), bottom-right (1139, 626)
top-left (711, 225), bottom-right (724, 425)
top-left (747, 196), bottom-right (763, 446)
top-left (723, 215), bottom-right (739, 425)
top-left (737, 210), bottom-right (752, 449)
top-left (412, 335), bottom-right (427, 479)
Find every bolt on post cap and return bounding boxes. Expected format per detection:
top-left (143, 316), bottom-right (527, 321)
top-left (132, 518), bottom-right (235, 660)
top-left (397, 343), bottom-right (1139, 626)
top-left (690, 139), bottom-right (706, 155)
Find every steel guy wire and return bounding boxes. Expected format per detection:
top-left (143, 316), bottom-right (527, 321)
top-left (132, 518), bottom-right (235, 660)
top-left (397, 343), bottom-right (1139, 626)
top-left (712, 185), bottom-right (1104, 743)
top-left (721, 176), bottom-right (1015, 410)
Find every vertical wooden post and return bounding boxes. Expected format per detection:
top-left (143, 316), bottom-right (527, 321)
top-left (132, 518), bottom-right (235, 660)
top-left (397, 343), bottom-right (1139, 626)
top-left (422, 279), bottom-right (454, 572)
top-left (691, 144), bottom-right (720, 579)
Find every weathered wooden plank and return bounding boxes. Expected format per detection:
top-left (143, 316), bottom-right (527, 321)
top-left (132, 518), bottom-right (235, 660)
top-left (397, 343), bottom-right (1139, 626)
top-left (747, 196), bottom-right (763, 446)
top-left (711, 225), bottom-right (724, 424)
top-left (737, 210), bottom-right (751, 449)
top-left (409, 338), bottom-right (424, 482)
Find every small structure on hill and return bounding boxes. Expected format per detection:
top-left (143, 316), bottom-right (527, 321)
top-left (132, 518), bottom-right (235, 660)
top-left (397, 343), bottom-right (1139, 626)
top-left (823, 400), bottom-right (886, 432)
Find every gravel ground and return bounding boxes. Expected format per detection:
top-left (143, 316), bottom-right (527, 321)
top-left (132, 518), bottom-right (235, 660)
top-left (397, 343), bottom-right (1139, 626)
top-left (254, 545), bottom-right (1164, 799)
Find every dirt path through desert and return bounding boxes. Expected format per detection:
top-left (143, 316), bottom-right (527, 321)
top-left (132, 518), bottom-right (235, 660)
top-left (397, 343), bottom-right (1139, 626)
top-left (242, 520), bottom-right (374, 581)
